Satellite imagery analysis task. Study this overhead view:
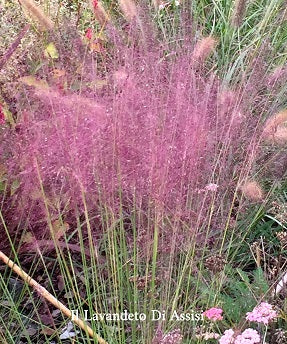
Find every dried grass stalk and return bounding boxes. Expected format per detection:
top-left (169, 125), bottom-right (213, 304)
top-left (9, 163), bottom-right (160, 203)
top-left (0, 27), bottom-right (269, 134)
top-left (0, 24), bottom-right (30, 71)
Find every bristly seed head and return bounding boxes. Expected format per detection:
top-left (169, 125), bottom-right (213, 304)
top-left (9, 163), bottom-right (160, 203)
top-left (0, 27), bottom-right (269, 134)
top-left (241, 181), bottom-right (264, 201)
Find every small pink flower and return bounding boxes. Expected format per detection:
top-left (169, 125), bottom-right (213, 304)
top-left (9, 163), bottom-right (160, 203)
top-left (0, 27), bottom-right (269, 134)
top-left (219, 328), bottom-right (261, 344)
top-left (234, 328), bottom-right (260, 344)
top-left (161, 329), bottom-right (183, 344)
top-left (93, 0), bottom-right (98, 9)
top-left (205, 183), bottom-right (219, 192)
top-left (219, 329), bottom-right (235, 344)
top-left (159, 2), bottom-right (169, 10)
top-left (85, 28), bottom-right (93, 40)
top-left (246, 302), bottom-right (277, 325)
top-left (203, 307), bottom-right (223, 321)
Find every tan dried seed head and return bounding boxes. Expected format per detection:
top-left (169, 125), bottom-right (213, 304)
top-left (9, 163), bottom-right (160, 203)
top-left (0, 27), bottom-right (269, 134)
top-left (241, 181), bottom-right (264, 201)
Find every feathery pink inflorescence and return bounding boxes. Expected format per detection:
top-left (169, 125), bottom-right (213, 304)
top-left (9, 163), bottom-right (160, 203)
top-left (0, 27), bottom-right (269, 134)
top-left (0, 16), bottom-right (266, 246)
top-left (192, 36), bottom-right (217, 63)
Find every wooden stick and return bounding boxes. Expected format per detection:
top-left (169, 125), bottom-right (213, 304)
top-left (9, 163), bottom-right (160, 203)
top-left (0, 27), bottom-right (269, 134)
top-left (0, 250), bottom-right (108, 344)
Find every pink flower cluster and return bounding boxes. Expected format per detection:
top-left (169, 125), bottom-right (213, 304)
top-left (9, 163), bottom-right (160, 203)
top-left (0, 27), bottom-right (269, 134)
top-left (203, 307), bottom-right (223, 321)
top-left (246, 302), bottom-right (277, 325)
top-left (235, 329), bottom-right (260, 344)
top-left (161, 329), bottom-right (183, 344)
top-left (85, 28), bottom-right (93, 40)
top-left (219, 328), bottom-right (260, 344)
top-left (219, 329), bottom-right (235, 344)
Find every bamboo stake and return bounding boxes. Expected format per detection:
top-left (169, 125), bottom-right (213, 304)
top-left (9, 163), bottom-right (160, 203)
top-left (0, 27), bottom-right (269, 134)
top-left (0, 250), bottom-right (108, 344)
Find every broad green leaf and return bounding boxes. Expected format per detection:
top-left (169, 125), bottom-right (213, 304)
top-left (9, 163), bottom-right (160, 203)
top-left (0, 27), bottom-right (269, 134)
top-left (253, 267), bottom-right (269, 294)
top-left (236, 268), bottom-right (250, 284)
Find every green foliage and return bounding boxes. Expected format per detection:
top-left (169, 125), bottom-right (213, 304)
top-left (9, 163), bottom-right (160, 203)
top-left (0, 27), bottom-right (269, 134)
top-left (195, 266), bottom-right (270, 324)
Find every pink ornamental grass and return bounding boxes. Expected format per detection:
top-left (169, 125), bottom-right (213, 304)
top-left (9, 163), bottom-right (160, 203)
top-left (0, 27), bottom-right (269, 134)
top-left (203, 307), bottom-right (223, 321)
top-left (0, 16), bottom-right (268, 248)
top-left (246, 302), bottom-right (277, 325)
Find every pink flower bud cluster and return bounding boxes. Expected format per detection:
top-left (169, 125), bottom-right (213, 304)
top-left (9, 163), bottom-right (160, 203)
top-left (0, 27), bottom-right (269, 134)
top-left (203, 307), bottom-right (223, 321)
top-left (219, 328), bottom-right (260, 344)
top-left (246, 302), bottom-right (277, 325)
top-left (161, 329), bottom-right (183, 344)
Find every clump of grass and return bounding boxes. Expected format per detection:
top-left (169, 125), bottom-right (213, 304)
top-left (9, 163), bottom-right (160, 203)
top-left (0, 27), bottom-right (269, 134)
top-left (1, 24), bottom-right (265, 253)
top-left (1, 1), bottom-right (287, 343)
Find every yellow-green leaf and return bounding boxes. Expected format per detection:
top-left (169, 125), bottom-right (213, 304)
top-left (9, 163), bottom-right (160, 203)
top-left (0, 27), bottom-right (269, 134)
top-left (11, 179), bottom-right (20, 196)
top-left (44, 42), bottom-right (59, 59)
top-left (3, 107), bottom-right (15, 127)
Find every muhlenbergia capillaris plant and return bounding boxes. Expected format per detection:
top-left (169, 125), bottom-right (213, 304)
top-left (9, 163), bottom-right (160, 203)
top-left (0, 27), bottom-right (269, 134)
top-left (1, 0), bottom-right (287, 343)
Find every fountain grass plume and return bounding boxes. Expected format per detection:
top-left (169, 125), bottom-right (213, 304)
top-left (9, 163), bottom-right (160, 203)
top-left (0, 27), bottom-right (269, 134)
top-left (19, 0), bottom-right (54, 31)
